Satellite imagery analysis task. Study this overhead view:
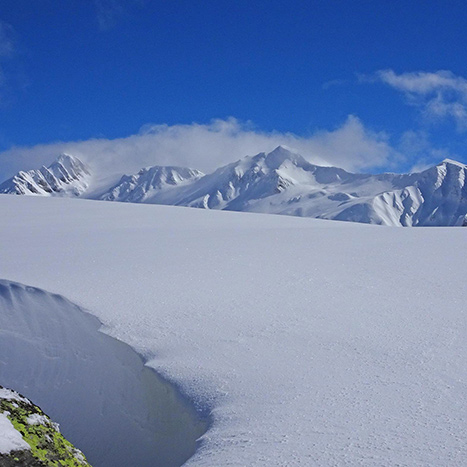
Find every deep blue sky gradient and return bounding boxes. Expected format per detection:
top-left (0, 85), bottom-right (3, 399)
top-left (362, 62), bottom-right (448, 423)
top-left (1, 0), bottom-right (467, 168)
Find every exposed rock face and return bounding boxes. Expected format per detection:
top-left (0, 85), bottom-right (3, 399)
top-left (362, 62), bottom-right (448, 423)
top-left (0, 386), bottom-right (91, 466)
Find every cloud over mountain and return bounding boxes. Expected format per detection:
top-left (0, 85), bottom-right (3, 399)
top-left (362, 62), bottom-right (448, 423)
top-left (0, 116), bottom-right (399, 181)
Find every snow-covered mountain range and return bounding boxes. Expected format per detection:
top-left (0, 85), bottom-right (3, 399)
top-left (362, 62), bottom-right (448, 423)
top-left (2, 146), bottom-right (467, 226)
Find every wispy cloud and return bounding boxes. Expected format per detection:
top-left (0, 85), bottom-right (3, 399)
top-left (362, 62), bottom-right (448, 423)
top-left (0, 20), bottom-right (15, 58)
top-left (0, 20), bottom-right (17, 102)
top-left (94, 0), bottom-right (145, 31)
top-left (0, 116), bottom-right (400, 180)
top-left (373, 69), bottom-right (467, 130)
top-left (398, 129), bottom-right (454, 173)
top-left (322, 78), bottom-right (348, 90)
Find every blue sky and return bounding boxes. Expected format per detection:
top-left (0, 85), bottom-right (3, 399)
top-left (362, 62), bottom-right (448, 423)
top-left (1, 0), bottom-right (467, 177)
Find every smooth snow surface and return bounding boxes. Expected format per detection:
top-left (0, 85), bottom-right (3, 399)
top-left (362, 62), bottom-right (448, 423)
top-left (1, 196), bottom-right (467, 465)
top-left (0, 280), bottom-right (206, 467)
top-left (0, 411), bottom-right (30, 454)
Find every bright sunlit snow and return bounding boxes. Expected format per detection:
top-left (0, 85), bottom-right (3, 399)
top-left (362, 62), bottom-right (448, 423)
top-left (1, 196), bottom-right (467, 465)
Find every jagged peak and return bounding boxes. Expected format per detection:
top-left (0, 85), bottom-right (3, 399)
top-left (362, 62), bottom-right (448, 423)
top-left (52, 153), bottom-right (90, 174)
top-left (0, 153), bottom-right (91, 196)
top-left (267, 145), bottom-right (301, 159)
top-left (269, 145), bottom-right (297, 155)
top-left (56, 153), bottom-right (79, 163)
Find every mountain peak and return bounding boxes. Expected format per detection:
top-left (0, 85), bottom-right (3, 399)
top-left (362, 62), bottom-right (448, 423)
top-left (56, 153), bottom-right (78, 163)
top-left (261, 146), bottom-right (309, 170)
top-left (101, 165), bottom-right (204, 203)
top-left (270, 144), bottom-right (295, 154)
top-left (53, 153), bottom-right (90, 175)
top-left (267, 145), bottom-right (299, 159)
top-left (0, 153), bottom-right (91, 196)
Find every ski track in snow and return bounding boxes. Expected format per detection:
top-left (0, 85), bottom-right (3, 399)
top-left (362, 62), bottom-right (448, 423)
top-left (1, 196), bottom-right (467, 466)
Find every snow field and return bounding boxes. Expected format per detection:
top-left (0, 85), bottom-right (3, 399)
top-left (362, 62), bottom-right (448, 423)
top-left (0, 196), bottom-right (467, 465)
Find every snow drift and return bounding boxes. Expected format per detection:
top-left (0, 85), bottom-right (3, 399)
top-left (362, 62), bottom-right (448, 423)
top-left (0, 279), bottom-right (206, 467)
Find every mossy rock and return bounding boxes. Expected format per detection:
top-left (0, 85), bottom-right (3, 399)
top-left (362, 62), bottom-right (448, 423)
top-left (0, 385), bottom-right (91, 466)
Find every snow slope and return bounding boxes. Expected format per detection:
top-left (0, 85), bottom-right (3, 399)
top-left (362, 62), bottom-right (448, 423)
top-left (1, 196), bottom-right (467, 465)
top-left (0, 154), bottom-right (91, 196)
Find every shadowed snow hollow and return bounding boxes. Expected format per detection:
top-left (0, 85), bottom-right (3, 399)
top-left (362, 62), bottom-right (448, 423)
top-left (0, 280), bottom-right (207, 467)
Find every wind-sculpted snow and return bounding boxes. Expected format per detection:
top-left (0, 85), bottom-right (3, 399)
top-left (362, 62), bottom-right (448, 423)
top-left (1, 196), bottom-right (467, 465)
top-left (0, 279), bottom-right (206, 467)
top-left (0, 154), bottom-right (90, 196)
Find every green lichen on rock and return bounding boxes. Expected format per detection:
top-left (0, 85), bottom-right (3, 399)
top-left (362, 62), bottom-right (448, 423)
top-left (0, 386), bottom-right (91, 466)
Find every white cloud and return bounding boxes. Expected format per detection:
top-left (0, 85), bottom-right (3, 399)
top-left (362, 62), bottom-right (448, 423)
top-left (0, 116), bottom-right (400, 180)
top-left (301, 115), bottom-right (401, 170)
top-left (375, 69), bottom-right (467, 130)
